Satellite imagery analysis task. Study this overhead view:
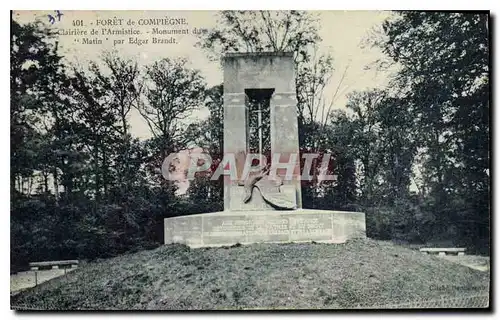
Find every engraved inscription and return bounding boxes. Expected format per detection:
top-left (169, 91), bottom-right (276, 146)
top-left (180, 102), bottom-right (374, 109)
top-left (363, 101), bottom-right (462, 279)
top-left (203, 217), bottom-right (290, 237)
top-left (166, 212), bottom-right (366, 247)
top-left (289, 215), bottom-right (332, 241)
top-left (201, 214), bottom-right (334, 244)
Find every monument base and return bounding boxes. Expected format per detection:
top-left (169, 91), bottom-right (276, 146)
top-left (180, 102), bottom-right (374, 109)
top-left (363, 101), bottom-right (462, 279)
top-left (164, 209), bottom-right (366, 248)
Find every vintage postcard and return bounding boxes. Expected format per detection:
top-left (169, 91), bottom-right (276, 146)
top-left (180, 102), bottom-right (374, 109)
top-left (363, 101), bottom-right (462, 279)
top-left (10, 10), bottom-right (490, 310)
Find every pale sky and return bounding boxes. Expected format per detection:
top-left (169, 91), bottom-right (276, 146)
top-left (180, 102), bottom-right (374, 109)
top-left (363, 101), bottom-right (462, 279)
top-left (14, 10), bottom-right (393, 140)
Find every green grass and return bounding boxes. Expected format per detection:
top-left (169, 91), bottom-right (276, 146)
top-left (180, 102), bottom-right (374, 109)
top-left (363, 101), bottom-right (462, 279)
top-left (11, 239), bottom-right (490, 310)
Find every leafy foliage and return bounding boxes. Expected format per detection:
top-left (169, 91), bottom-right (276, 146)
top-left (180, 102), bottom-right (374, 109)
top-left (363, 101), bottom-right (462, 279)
top-left (10, 21), bottom-right (209, 270)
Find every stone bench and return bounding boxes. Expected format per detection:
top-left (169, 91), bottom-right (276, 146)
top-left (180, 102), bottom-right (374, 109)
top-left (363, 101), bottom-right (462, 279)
top-left (419, 248), bottom-right (466, 256)
top-left (29, 260), bottom-right (79, 271)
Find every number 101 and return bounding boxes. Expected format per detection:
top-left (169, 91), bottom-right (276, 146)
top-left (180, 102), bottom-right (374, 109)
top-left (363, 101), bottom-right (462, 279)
top-left (72, 20), bottom-right (83, 27)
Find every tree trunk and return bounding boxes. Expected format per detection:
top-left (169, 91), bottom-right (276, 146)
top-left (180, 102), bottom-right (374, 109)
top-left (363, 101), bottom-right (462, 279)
top-left (53, 167), bottom-right (59, 202)
top-left (43, 171), bottom-right (49, 193)
top-left (94, 144), bottom-right (101, 202)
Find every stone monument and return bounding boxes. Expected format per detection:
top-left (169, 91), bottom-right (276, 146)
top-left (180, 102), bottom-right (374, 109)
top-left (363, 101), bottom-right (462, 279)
top-left (164, 52), bottom-right (366, 247)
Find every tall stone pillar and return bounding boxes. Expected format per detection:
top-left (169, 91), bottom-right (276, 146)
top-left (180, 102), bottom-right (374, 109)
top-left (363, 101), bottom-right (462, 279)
top-left (270, 92), bottom-right (302, 209)
top-left (223, 92), bottom-right (247, 211)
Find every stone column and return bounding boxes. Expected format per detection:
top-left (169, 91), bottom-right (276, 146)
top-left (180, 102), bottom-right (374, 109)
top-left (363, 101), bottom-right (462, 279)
top-left (270, 92), bottom-right (302, 209)
top-left (223, 92), bottom-right (247, 211)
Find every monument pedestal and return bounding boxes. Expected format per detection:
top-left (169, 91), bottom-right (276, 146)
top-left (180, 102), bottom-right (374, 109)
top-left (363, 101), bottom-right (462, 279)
top-left (164, 209), bottom-right (366, 248)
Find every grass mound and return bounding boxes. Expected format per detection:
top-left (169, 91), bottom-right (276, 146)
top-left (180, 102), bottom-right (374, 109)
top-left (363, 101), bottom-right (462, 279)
top-left (11, 239), bottom-right (489, 310)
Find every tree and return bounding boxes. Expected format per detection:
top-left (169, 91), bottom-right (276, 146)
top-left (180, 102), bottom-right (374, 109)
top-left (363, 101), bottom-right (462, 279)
top-left (11, 19), bottom-right (66, 196)
top-left (199, 11), bottom-right (320, 62)
top-left (91, 53), bottom-right (143, 194)
top-left (139, 58), bottom-right (206, 158)
top-left (70, 65), bottom-right (122, 201)
top-left (93, 53), bottom-right (142, 137)
top-left (372, 11), bottom-right (489, 249)
top-left (10, 19), bottom-right (211, 268)
top-left (183, 84), bottom-right (224, 209)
